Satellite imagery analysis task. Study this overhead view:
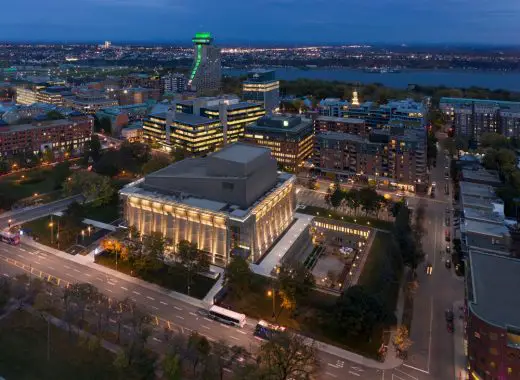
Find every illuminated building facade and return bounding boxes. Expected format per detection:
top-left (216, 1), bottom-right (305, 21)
top-left (15, 87), bottom-right (39, 105)
top-left (242, 69), bottom-right (279, 113)
top-left (243, 115), bottom-right (314, 172)
top-left (466, 250), bottom-right (520, 380)
top-left (162, 73), bottom-right (187, 94)
top-left (143, 97), bottom-right (265, 155)
top-left (188, 33), bottom-right (221, 95)
top-left (314, 116), bottom-right (370, 136)
top-left (314, 127), bottom-right (427, 190)
top-left (343, 98), bottom-right (426, 128)
top-left (36, 86), bottom-right (72, 107)
top-left (440, 97), bottom-right (520, 146)
top-left (64, 90), bottom-right (117, 114)
top-left (0, 114), bottom-right (93, 157)
top-left (120, 143), bottom-right (296, 265)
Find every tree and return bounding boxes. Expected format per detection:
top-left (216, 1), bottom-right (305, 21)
top-left (52, 161), bottom-right (71, 189)
top-left (85, 134), bottom-right (102, 163)
top-left (46, 110), bottom-right (64, 120)
top-left (329, 188), bottom-right (344, 209)
top-left (480, 132), bottom-right (509, 150)
top-left (357, 187), bottom-right (381, 215)
top-left (278, 263), bottom-right (315, 312)
top-left (65, 283), bottom-right (99, 326)
top-left (258, 332), bottom-right (320, 380)
top-left (99, 117), bottom-right (112, 135)
top-left (162, 353), bottom-right (183, 380)
top-left (187, 331), bottom-right (211, 376)
top-left (393, 325), bottom-right (413, 353)
top-left (224, 255), bottom-right (253, 297)
top-left (176, 240), bottom-right (209, 296)
top-left (42, 147), bottom-right (55, 163)
top-left (170, 147), bottom-right (188, 162)
top-left (333, 285), bottom-right (388, 339)
top-left (141, 155), bottom-right (171, 175)
top-left (64, 171), bottom-right (114, 205)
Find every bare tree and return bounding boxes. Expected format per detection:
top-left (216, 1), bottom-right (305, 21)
top-left (259, 332), bottom-right (320, 380)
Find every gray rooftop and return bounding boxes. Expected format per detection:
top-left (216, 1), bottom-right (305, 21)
top-left (468, 250), bottom-right (520, 328)
top-left (459, 181), bottom-right (496, 198)
top-left (316, 116), bottom-right (365, 124)
top-left (150, 111), bottom-right (217, 126)
top-left (463, 207), bottom-right (504, 224)
top-left (247, 115), bottom-right (313, 135)
top-left (0, 118), bottom-right (75, 133)
top-left (316, 131), bottom-right (365, 143)
top-left (211, 142), bottom-right (268, 164)
top-left (462, 219), bottom-right (509, 238)
top-left (462, 168), bottom-right (501, 185)
top-left (204, 101), bottom-right (263, 111)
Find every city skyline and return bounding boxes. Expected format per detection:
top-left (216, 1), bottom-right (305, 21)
top-left (2, 0), bottom-right (520, 45)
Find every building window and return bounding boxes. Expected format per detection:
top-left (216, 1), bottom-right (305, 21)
top-left (489, 347), bottom-right (499, 356)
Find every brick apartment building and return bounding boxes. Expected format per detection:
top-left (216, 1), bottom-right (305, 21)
top-left (314, 126), bottom-right (427, 191)
top-left (0, 114), bottom-right (93, 157)
top-left (314, 116), bottom-right (371, 136)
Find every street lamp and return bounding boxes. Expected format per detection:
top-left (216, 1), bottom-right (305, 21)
top-left (81, 229), bottom-right (85, 243)
top-left (87, 225), bottom-right (91, 236)
top-left (48, 222), bottom-right (54, 244)
top-left (267, 288), bottom-right (276, 320)
top-left (8, 219), bottom-right (12, 228)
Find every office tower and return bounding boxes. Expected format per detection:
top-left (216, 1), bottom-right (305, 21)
top-left (162, 73), bottom-right (187, 93)
top-left (242, 69), bottom-right (280, 113)
top-left (120, 143), bottom-right (296, 265)
top-left (243, 115), bottom-right (314, 172)
top-left (104, 41), bottom-right (111, 49)
top-left (188, 33), bottom-right (221, 95)
top-left (143, 96), bottom-right (265, 155)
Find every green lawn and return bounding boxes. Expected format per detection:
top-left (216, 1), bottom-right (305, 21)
top-left (0, 167), bottom-right (61, 209)
top-left (83, 200), bottom-right (120, 223)
top-left (0, 310), bottom-right (117, 380)
top-left (298, 205), bottom-right (393, 231)
top-left (358, 231), bottom-right (402, 312)
top-left (222, 274), bottom-right (384, 359)
top-left (95, 253), bottom-right (217, 299)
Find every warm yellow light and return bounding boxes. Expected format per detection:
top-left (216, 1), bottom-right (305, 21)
top-left (48, 222), bottom-right (53, 227)
top-left (267, 290), bottom-right (273, 297)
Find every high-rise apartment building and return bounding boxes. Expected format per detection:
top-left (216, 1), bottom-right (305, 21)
top-left (162, 73), bottom-right (187, 94)
top-left (243, 115), bottom-right (314, 172)
top-left (440, 97), bottom-right (520, 145)
top-left (314, 127), bottom-right (427, 191)
top-left (242, 69), bottom-right (279, 113)
top-left (188, 33), bottom-right (221, 95)
top-left (314, 116), bottom-right (370, 137)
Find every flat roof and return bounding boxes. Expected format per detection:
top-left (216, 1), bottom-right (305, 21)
top-left (0, 118), bottom-right (75, 133)
top-left (463, 207), bottom-right (504, 224)
top-left (211, 142), bottom-right (269, 164)
top-left (468, 250), bottom-right (520, 328)
top-left (441, 97), bottom-right (520, 107)
top-left (461, 168), bottom-right (501, 184)
top-left (316, 116), bottom-right (365, 124)
top-left (150, 111), bottom-right (217, 126)
top-left (316, 131), bottom-right (365, 143)
top-left (459, 181), bottom-right (495, 198)
top-left (204, 101), bottom-right (263, 111)
top-left (462, 219), bottom-right (509, 238)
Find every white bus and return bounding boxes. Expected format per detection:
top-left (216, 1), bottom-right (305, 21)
top-left (208, 305), bottom-right (246, 328)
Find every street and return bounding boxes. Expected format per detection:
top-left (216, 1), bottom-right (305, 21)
top-left (0, 139), bottom-right (464, 379)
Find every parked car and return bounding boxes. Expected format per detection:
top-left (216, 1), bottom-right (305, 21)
top-left (445, 259), bottom-right (452, 269)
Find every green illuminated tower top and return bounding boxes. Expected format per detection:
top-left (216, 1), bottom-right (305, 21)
top-left (192, 32), bottom-right (213, 45)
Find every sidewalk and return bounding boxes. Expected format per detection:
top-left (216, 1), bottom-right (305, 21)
top-left (22, 236), bottom-right (405, 370)
top-left (453, 300), bottom-right (469, 380)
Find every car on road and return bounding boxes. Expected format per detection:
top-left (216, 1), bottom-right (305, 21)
top-left (446, 245), bottom-right (451, 254)
top-left (445, 230), bottom-right (451, 241)
top-left (445, 308), bottom-right (454, 322)
top-left (445, 259), bottom-right (452, 269)
top-left (445, 217), bottom-right (450, 226)
top-left (425, 262), bottom-right (433, 275)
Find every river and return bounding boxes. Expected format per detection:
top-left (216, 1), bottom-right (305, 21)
top-left (224, 67), bottom-right (520, 91)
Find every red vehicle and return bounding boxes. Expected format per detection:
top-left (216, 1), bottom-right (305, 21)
top-left (445, 230), bottom-right (451, 242)
top-left (0, 230), bottom-right (20, 245)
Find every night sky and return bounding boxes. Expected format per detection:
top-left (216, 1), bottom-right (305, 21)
top-left (2, 0), bottom-right (520, 45)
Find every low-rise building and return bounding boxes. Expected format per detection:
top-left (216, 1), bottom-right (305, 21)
top-left (461, 167), bottom-right (502, 187)
top-left (0, 114), bottom-right (92, 157)
top-left (118, 87), bottom-right (161, 106)
top-left (119, 143), bottom-right (296, 265)
top-left (318, 98), bottom-right (348, 117)
top-left (64, 90), bottom-right (118, 114)
top-left (121, 123), bottom-right (143, 142)
top-left (243, 115), bottom-right (314, 172)
top-left (466, 250), bottom-right (520, 380)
